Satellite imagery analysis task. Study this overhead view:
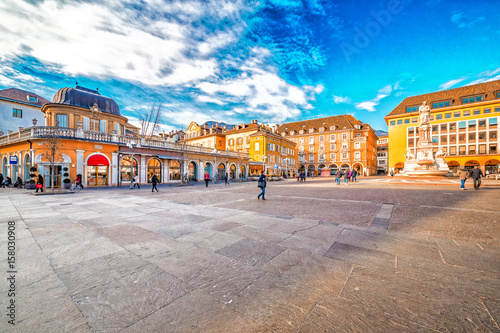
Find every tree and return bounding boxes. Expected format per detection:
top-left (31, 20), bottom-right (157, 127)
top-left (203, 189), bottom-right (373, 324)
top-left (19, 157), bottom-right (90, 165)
top-left (42, 125), bottom-right (64, 193)
top-left (140, 104), bottom-right (162, 139)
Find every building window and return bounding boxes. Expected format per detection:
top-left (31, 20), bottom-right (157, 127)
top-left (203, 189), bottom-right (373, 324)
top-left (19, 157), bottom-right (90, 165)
top-left (309, 128), bottom-right (314, 133)
top-left (237, 137), bottom-right (243, 145)
top-left (330, 153), bottom-right (335, 160)
top-left (229, 139), bottom-right (234, 145)
top-left (454, 111), bottom-right (461, 117)
top-left (57, 114), bottom-right (68, 127)
top-left (406, 106), bottom-right (418, 112)
top-left (489, 117), bottom-right (498, 126)
top-left (484, 108), bottom-right (491, 114)
top-left (449, 123), bottom-right (456, 130)
top-left (342, 152), bottom-right (348, 159)
top-left (12, 108), bottom-right (22, 118)
top-left (463, 95), bottom-right (483, 104)
top-left (115, 122), bottom-right (120, 135)
top-left (412, 117), bottom-right (418, 123)
top-left (319, 135), bottom-right (324, 142)
top-left (330, 134), bottom-right (335, 141)
top-left (342, 133), bottom-right (348, 140)
top-left (99, 120), bottom-right (106, 133)
top-left (309, 136), bottom-right (314, 144)
top-left (397, 120), bottom-right (402, 125)
top-left (82, 117), bottom-right (90, 130)
top-left (432, 100), bottom-right (450, 108)
top-left (390, 121), bottom-right (395, 126)
top-left (354, 142), bottom-right (360, 149)
top-left (436, 114), bottom-right (442, 120)
top-left (255, 142), bottom-right (259, 151)
top-left (473, 109), bottom-right (481, 115)
top-left (445, 113), bottom-right (451, 119)
top-left (330, 143), bottom-right (335, 150)
top-left (330, 126), bottom-right (336, 130)
top-left (432, 136), bottom-right (438, 143)
top-left (299, 138), bottom-right (304, 144)
top-left (463, 110), bottom-right (470, 116)
top-left (309, 145), bottom-right (314, 151)
top-left (468, 120), bottom-right (476, 129)
top-left (309, 154), bottom-right (314, 162)
top-left (441, 124), bottom-right (447, 131)
top-left (27, 95), bottom-right (38, 102)
top-left (342, 142), bottom-right (348, 149)
top-left (458, 121), bottom-right (466, 129)
top-left (404, 118), bottom-right (410, 124)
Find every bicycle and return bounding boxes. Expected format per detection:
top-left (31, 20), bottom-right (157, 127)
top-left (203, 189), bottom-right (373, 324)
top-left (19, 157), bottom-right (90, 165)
top-left (69, 181), bottom-right (82, 193)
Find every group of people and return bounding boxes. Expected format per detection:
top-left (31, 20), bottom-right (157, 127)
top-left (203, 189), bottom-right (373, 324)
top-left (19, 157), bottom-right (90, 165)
top-left (203, 172), bottom-right (231, 187)
top-left (296, 171), bottom-right (308, 182)
top-left (458, 165), bottom-right (485, 190)
top-left (334, 169), bottom-right (358, 185)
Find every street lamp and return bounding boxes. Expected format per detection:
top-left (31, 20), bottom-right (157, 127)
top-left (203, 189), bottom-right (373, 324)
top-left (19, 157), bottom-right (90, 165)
top-left (126, 141), bottom-right (141, 189)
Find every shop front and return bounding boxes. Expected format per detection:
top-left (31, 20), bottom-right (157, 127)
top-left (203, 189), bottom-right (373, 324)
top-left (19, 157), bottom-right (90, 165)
top-left (87, 154), bottom-right (109, 186)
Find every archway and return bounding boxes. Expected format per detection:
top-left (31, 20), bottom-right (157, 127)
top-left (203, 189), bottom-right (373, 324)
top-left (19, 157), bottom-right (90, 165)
top-left (318, 163), bottom-right (328, 177)
top-left (485, 159), bottom-right (500, 175)
top-left (229, 164), bottom-right (236, 179)
top-left (23, 153), bottom-right (30, 181)
top-left (240, 165), bottom-right (246, 179)
top-left (394, 162), bottom-right (404, 174)
top-left (307, 164), bottom-right (315, 177)
top-left (2, 156), bottom-right (7, 177)
top-left (204, 162), bottom-right (213, 179)
top-left (120, 156), bottom-right (138, 184)
top-left (352, 163), bottom-right (363, 176)
top-left (170, 160), bottom-right (180, 180)
top-left (341, 164), bottom-right (350, 171)
top-left (147, 158), bottom-right (162, 183)
top-left (188, 161), bottom-right (198, 181)
top-left (464, 160), bottom-right (479, 172)
top-left (217, 163), bottom-right (225, 179)
top-left (329, 164), bottom-right (338, 176)
top-left (447, 161), bottom-right (460, 173)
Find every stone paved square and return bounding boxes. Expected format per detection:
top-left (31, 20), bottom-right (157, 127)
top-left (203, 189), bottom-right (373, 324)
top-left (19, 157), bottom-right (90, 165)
top-left (0, 178), bottom-right (499, 332)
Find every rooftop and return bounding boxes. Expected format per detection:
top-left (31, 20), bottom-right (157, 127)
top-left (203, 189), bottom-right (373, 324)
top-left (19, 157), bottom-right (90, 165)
top-left (0, 87), bottom-right (51, 107)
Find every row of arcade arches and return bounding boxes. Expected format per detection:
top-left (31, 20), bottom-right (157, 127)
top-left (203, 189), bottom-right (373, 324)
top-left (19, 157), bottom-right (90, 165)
top-left (297, 163), bottom-right (364, 176)
top-left (393, 159), bottom-right (500, 174)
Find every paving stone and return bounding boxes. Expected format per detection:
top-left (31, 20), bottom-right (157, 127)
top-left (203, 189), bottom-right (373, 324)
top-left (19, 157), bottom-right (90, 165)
top-left (149, 222), bottom-right (204, 239)
top-left (176, 229), bottom-right (243, 252)
top-left (0, 274), bottom-right (90, 333)
top-left (263, 249), bottom-right (353, 296)
top-left (323, 242), bottom-right (396, 272)
top-left (294, 223), bottom-right (344, 243)
top-left (227, 225), bottom-right (290, 244)
top-left (231, 272), bottom-right (323, 332)
top-left (266, 218), bottom-right (319, 234)
top-left (277, 234), bottom-right (334, 256)
top-left (201, 220), bottom-right (243, 232)
top-left (180, 256), bottom-right (266, 303)
top-left (435, 238), bottom-right (500, 273)
top-left (341, 266), bottom-right (499, 332)
top-left (121, 290), bottom-right (271, 333)
top-left (100, 224), bottom-right (159, 246)
top-left (216, 238), bottom-right (286, 267)
top-left (481, 297), bottom-right (500, 327)
top-left (299, 293), bottom-right (436, 333)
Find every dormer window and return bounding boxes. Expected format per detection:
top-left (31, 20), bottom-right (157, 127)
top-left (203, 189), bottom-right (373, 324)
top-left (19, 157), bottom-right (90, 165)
top-left (432, 100), bottom-right (451, 108)
top-left (299, 130), bottom-right (304, 134)
top-left (330, 125), bottom-right (336, 130)
top-left (27, 95), bottom-right (38, 103)
top-left (319, 127), bottom-right (325, 132)
top-left (309, 128), bottom-right (314, 133)
top-left (281, 132), bottom-right (286, 136)
top-left (290, 131), bottom-right (295, 135)
top-left (463, 95), bottom-right (483, 104)
top-left (406, 106), bottom-right (419, 113)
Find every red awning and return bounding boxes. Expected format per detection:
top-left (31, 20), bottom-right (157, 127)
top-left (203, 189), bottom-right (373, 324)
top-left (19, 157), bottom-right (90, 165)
top-left (87, 154), bottom-right (109, 166)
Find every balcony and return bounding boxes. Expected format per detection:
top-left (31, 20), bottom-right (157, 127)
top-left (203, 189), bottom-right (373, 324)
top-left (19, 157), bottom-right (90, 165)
top-left (0, 126), bottom-right (247, 159)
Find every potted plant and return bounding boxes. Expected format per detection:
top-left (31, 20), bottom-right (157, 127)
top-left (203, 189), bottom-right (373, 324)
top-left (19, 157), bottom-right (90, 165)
top-left (25, 166), bottom-right (38, 189)
top-left (62, 167), bottom-right (70, 189)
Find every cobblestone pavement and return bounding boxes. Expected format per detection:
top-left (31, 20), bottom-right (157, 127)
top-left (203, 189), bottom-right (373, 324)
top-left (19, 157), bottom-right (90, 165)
top-left (1, 178), bottom-right (499, 332)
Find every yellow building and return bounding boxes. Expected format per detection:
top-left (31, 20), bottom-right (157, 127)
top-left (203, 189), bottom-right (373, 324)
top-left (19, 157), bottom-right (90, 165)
top-left (185, 120), bottom-right (296, 177)
top-left (385, 80), bottom-right (500, 174)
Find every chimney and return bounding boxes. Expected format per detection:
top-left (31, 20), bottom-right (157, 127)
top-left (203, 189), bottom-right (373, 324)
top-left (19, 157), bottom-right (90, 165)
top-left (216, 122), bottom-right (219, 127)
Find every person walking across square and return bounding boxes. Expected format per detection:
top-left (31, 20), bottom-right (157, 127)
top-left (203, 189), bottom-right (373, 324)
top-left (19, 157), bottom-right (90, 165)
top-left (343, 169), bottom-right (349, 185)
top-left (204, 172), bottom-right (210, 187)
top-left (257, 171), bottom-right (266, 200)
top-left (224, 172), bottom-right (229, 185)
top-left (335, 169), bottom-right (342, 185)
top-left (35, 174), bottom-right (44, 193)
top-left (458, 168), bottom-right (467, 190)
top-left (351, 169), bottom-right (358, 182)
top-left (151, 174), bottom-right (159, 192)
top-left (469, 166), bottom-right (484, 190)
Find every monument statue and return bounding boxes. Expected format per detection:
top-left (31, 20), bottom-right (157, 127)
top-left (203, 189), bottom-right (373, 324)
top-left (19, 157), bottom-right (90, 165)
top-left (402, 101), bottom-right (449, 176)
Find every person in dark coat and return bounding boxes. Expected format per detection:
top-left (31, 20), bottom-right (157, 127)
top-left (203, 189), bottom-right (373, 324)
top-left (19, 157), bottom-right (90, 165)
top-left (335, 169), bottom-right (342, 185)
top-left (351, 169), bottom-right (358, 182)
top-left (469, 166), bottom-right (484, 190)
top-left (76, 174), bottom-right (84, 189)
top-left (13, 177), bottom-right (23, 188)
top-left (224, 172), bottom-right (229, 185)
top-left (204, 172), bottom-right (210, 187)
top-left (35, 174), bottom-right (44, 193)
top-left (151, 174), bottom-right (159, 192)
top-left (257, 171), bottom-right (266, 200)
top-left (0, 173), bottom-right (4, 188)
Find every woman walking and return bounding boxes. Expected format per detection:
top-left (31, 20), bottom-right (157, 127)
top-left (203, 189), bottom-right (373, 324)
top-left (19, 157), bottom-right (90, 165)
top-left (458, 168), bottom-right (467, 190)
top-left (343, 169), bottom-right (349, 185)
top-left (204, 172), bottom-right (210, 187)
top-left (257, 171), bottom-right (267, 200)
top-left (35, 174), bottom-right (44, 193)
top-left (151, 174), bottom-right (159, 192)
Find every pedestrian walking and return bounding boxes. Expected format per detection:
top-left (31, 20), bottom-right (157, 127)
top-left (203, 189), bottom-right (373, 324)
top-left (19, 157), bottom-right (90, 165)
top-left (458, 168), bottom-right (467, 190)
top-left (224, 172), bottom-right (229, 185)
top-left (151, 174), bottom-right (159, 192)
top-left (335, 169), bottom-right (342, 185)
top-left (469, 166), bottom-right (484, 190)
top-left (343, 169), bottom-right (349, 185)
top-left (0, 173), bottom-right (4, 188)
top-left (351, 169), bottom-right (358, 182)
top-left (35, 174), bottom-right (44, 193)
top-left (132, 174), bottom-right (140, 189)
top-left (257, 171), bottom-right (266, 200)
top-left (204, 172), bottom-right (210, 187)
top-left (185, 173), bottom-right (189, 183)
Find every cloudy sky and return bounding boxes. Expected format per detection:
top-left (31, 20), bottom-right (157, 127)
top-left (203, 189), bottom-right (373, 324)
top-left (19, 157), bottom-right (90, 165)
top-left (1, 0), bottom-right (499, 132)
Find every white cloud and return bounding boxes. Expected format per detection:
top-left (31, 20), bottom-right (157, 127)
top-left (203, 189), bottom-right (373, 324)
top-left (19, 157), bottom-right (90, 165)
top-left (355, 83), bottom-right (398, 112)
top-left (439, 77), bottom-right (467, 90)
top-left (355, 101), bottom-right (377, 112)
top-left (333, 95), bottom-right (351, 104)
top-left (196, 95), bottom-right (227, 105)
top-left (0, 0), bottom-right (247, 86)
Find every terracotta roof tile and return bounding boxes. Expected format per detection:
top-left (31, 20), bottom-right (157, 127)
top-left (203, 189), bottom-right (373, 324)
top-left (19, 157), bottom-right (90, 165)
top-left (0, 88), bottom-right (51, 107)
top-left (277, 115), bottom-right (362, 134)
top-left (385, 80), bottom-right (500, 118)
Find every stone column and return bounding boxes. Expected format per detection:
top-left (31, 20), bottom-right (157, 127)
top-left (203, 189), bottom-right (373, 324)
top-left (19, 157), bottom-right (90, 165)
top-left (140, 155), bottom-right (146, 184)
top-left (76, 150), bottom-right (85, 183)
top-left (111, 153), bottom-right (119, 186)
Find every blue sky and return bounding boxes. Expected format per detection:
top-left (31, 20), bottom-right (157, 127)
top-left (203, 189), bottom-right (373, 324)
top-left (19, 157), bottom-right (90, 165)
top-left (1, 0), bottom-right (499, 132)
